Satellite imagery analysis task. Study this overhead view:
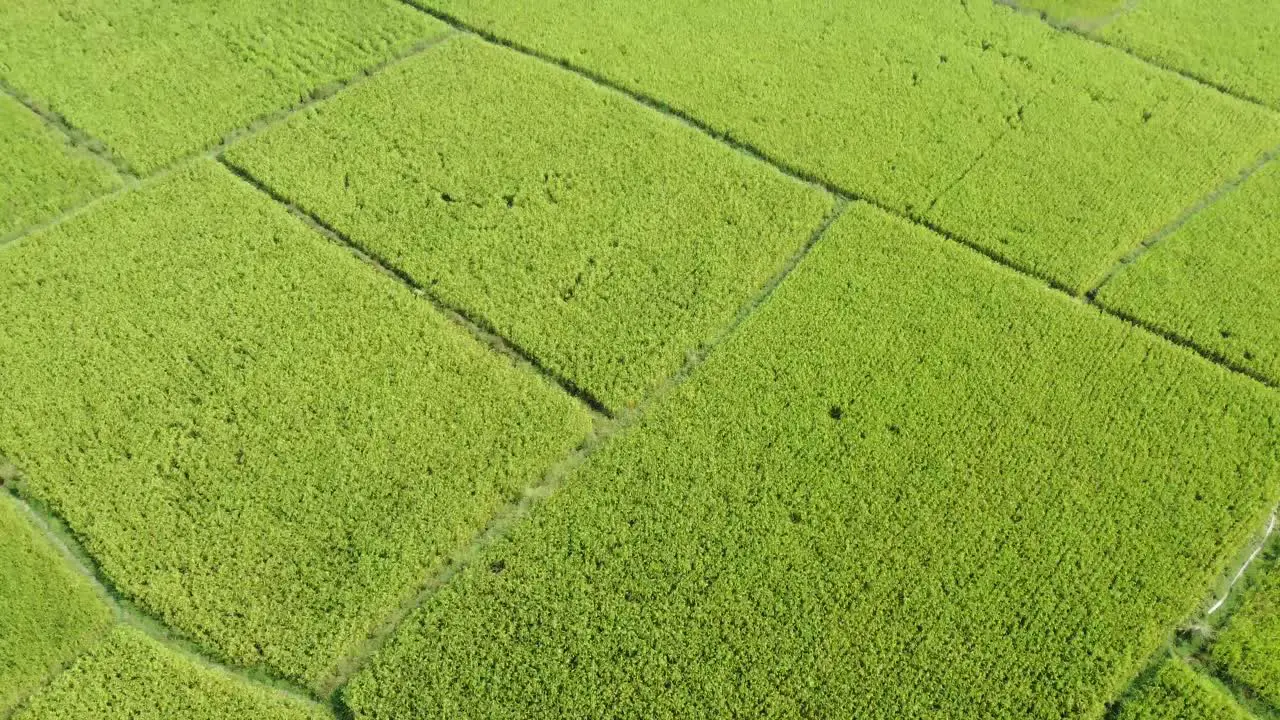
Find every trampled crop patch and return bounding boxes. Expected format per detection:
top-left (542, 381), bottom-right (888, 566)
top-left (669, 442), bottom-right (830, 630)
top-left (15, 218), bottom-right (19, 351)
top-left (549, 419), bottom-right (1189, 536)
top-left (0, 494), bottom-right (110, 712)
top-left (12, 627), bottom-right (329, 720)
top-left (0, 0), bottom-right (448, 174)
top-left (0, 160), bottom-right (590, 686)
top-left (1096, 159), bottom-right (1280, 386)
top-left (226, 37), bottom-right (833, 413)
top-left (414, 0), bottom-right (1280, 292)
top-left (343, 204), bottom-right (1280, 718)
top-left (0, 93), bottom-right (119, 238)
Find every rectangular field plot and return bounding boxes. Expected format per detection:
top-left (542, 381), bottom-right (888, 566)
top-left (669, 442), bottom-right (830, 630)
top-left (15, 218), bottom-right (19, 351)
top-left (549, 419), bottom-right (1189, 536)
top-left (0, 93), bottom-right (119, 238)
top-left (1208, 547), bottom-right (1280, 711)
top-left (1101, 0), bottom-right (1280, 110)
top-left (0, 0), bottom-right (447, 174)
top-left (226, 37), bottom-right (833, 413)
top-left (0, 495), bottom-right (111, 712)
top-left (13, 627), bottom-right (329, 720)
top-left (1113, 656), bottom-right (1254, 720)
top-left (415, 0), bottom-right (1280, 292)
top-left (0, 160), bottom-right (591, 686)
top-left (1095, 160), bottom-right (1280, 386)
top-left (344, 203), bottom-right (1280, 719)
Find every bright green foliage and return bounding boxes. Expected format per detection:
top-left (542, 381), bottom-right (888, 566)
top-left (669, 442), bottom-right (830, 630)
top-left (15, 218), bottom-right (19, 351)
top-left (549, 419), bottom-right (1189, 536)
top-left (0, 0), bottom-right (448, 174)
top-left (1113, 656), bottom-right (1254, 720)
top-left (1209, 549), bottom-right (1280, 710)
top-left (344, 204), bottom-right (1280, 719)
top-left (226, 37), bottom-right (833, 412)
top-left (0, 94), bottom-right (118, 237)
top-left (0, 160), bottom-right (591, 686)
top-left (1102, 0), bottom-right (1280, 110)
top-left (13, 626), bottom-right (330, 720)
top-left (917, 52), bottom-right (1280, 294)
top-left (1014, 0), bottom-right (1127, 26)
top-left (0, 494), bottom-right (111, 712)
top-left (1095, 160), bottom-right (1280, 386)
top-left (413, 0), bottom-right (1280, 291)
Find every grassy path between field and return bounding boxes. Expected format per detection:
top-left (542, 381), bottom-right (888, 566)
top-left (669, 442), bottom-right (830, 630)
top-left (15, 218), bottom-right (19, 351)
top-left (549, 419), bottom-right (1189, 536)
top-left (0, 488), bottom-right (331, 720)
top-left (994, 0), bottom-right (1276, 113)
top-left (377, 0), bottom-right (1280, 392)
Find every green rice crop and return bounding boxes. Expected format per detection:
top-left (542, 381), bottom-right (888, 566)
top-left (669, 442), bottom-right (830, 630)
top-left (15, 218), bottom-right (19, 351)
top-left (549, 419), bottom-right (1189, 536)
top-left (1208, 550), bottom-right (1280, 710)
top-left (412, 0), bottom-right (1280, 292)
top-left (1101, 0), bottom-right (1280, 110)
top-left (0, 0), bottom-right (448, 174)
top-left (0, 93), bottom-right (119, 237)
top-left (13, 626), bottom-right (329, 720)
top-left (344, 203), bottom-right (1280, 719)
top-left (1095, 160), bottom-right (1280, 386)
top-left (0, 494), bottom-right (110, 712)
top-left (1013, 0), bottom-right (1126, 26)
top-left (0, 160), bottom-right (591, 686)
top-left (1113, 656), bottom-right (1254, 720)
top-left (225, 37), bottom-right (833, 413)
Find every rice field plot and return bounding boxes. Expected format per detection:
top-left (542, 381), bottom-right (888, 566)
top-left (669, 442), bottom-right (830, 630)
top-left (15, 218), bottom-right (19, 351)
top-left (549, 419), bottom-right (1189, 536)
top-left (0, 93), bottom-right (119, 238)
top-left (343, 204), bottom-right (1280, 719)
top-left (0, 160), bottom-right (590, 687)
top-left (0, 494), bottom-right (110, 712)
top-left (11, 627), bottom-right (329, 720)
top-left (1112, 656), bottom-right (1254, 720)
top-left (0, 0), bottom-right (448, 174)
top-left (4, 0), bottom-right (1280, 717)
top-left (1, 495), bottom-right (329, 719)
top-left (412, 0), bottom-right (1280, 292)
top-left (1206, 543), bottom-right (1280, 712)
top-left (225, 37), bottom-right (833, 413)
top-left (1100, 0), bottom-right (1280, 111)
top-left (1095, 159), bottom-right (1280, 387)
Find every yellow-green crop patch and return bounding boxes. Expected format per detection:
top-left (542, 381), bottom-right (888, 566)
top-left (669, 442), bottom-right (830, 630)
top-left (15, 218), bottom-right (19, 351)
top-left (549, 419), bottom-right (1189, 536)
top-left (0, 0), bottom-right (448, 174)
top-left (0, 160), bottom-right (591, 686)
top-left (226, 37), bottom-right (833, 413)
top-left (412, 0), bottom-right (1280, 292)
top-left (1113, 656), bottom-right (1255, 720)
top-left (0, 93), bottom-right (119, 238)
top-left (1011, 0), bottom-right (1127, 27)
top-left (1095, 159), bottom-right (1280, 386)
top-left (344, 204), bottom-right (1280, 718)
top-left (0, 494), bottom-right (111, 713)
top-left (12, 626), bottom-right (330, 720)
top-left (1101, 0), bottom-right (1280, 110)
top-left (1208, 548), bottom-right (1280, 711)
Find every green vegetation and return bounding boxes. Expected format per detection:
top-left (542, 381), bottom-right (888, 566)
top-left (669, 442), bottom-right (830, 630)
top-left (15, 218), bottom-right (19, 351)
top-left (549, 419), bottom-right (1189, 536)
top-left (13, 626), bottom-right (330, 720)
top-left (0, 160), bottom-right (591, 686)
top-left (1208, 546), bottom-right (1280, 711)
top-left (226, 37), bottom-right (832, 412)
top-left (0, 0), bottom-right (447, 174)
top-left (1014, 0), bottom-right (1127, 26)
top-left (1095, 160), bottom-right (1280, 386)
top-left (0, 93), bottom-right (119, 237)
top-left (0, 494), bottom-right (111, 712)
top-left (1113, 656), bottom-right (1254, 720)
top-left (344, 203), bottom-right (1280, 719)
top-left (1101, 0), bottom-right (1280, 110)
top-left (3, 2), bottom-right (1280, 715)
top-left (414, 0), bottom-right (1280, 291)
